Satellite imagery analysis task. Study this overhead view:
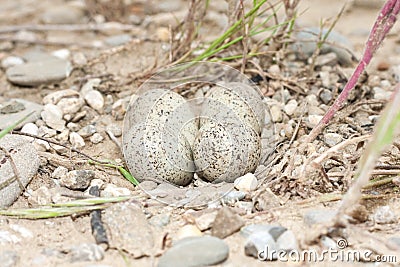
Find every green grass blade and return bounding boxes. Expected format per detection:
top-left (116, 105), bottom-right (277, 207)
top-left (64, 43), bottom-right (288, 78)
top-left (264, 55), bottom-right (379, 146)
top-left (88, 160), bottom-right (139, 186)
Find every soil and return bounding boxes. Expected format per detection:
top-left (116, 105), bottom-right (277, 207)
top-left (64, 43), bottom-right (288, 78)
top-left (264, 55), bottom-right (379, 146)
top-left (1, 0), bottom-right (400, 266)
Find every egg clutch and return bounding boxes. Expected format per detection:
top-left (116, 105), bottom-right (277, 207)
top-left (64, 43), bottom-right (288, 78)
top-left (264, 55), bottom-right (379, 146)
top-left (122, 82), bottom-right (265, 186)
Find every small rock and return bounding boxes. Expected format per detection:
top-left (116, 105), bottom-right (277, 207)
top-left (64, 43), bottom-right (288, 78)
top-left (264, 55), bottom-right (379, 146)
top-left (221, 191), bottom-right (246, 204)
top-left (276, 230), bottom-right (298, 251)
top-left (176, 225), bottom-right (203, 240)
top-left (101, 184), bottom-right (130, 197)
top-left (307, 115), bottom-right (323, 128)
top-left (84, 90), bottom-right (104, 111)
top-left (268, 64), bottom-right (280, 75)
top-left (51, 49), bottom-right (70, 60)
top-left (319, 88), bottom-right (333, 104)
top-left (14, 30), bottom-right (37, 42)
top-left (0, 135), bottom-right (40, 208)
top-left (90, 133), bottom-right (104, 144)
top-left (81, 78), bottom-right (101, 94)
top-left (313, 52), bottom-right (338, 67)
top-left (377, 61), bottom-right (390, 71)
top-left (245, 231), bottom-right (277, 260)
top-left (158, 236), bottom-right (229, 267)
top-left (103, 202), bottom-right (154, 258)
top-left (373, 86), bottom-right (392, 100)
top-left (60, 170), bottom-right (95, 190)
top-left (241, 224), bottom-right (286, 239)
top-left (321, 235), bottom-right (337, 249)
top-left (1, 56), bottom-right (24, 69)
top-left (234, 173), bottom-right (258, 192)
top-left (43, 89), bottom-right (80, 105)
top-left (78, 124), bottom-right (97, 138)
top-left (57, 97), bottom-right (84, 116)
top-left (0, 250), bottom-right (19, 267)
top-left (72, 52), bottom-right (87, 66)
top-left (51, 166), bottom-right (68, 179)
top-left (235, 201), bottom-right (254, 214)
top-left (69, 243), bottom-right (104, 263)
top-left (41, 104), bottom-right (65, 131)
top-left (319, 71), bottom-right (331, 88)
top-left (27, 186), bottom-right (52, 205)
top-left (283, 99), bottom-right (298, 116)
top-left (149, 213), bottom-right (170, 228)
top-left (324, 133), bottom-right (343, 147)
top-left (211, 207), bottom-right (245, 239)
top-left (67, 122), bottom-right (80, 132)
top-left (69, 132), bottom-right (85, 148)
top-left (304, 209), bottom-right (337, 226)
top-left (21, 122), bottom-right (38, 141)
top-left (374, 206), bottom-right (397, 224)
top-left (106, 124), bottom-right (122, 137)
top-left (270, 105), bottom-right (283, 123)
top-left (6, 59), bottom-right (72, 86)
top-left (105, 34), bottom-right (132, 46)
top-left (139, 180), bottom-right (158, 191)
top-left (195, 211), bottom-right (218, 231)
top-left (0, 41), bottom-right (13, 51)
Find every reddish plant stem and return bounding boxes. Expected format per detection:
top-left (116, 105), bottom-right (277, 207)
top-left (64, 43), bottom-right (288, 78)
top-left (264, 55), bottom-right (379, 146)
top-left (306, 0), bottom-right (400, 143)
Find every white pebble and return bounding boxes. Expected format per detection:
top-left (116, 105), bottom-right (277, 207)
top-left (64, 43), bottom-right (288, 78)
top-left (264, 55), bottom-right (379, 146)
top-left (307, 115), bottom-right (323, 128)
top-left (81, 78), bottom-right (101, 95)
top-left (90, 133), bottom-right (104, 144)
top-left (84, 90), bottom-right (104, 111)
top-left (69, 132), bottom-right (85, 148)
top-left (51, 49), bottom-right (71, 60)
top-left (283, 99), bottom-right (298, 116)
top-left (234, 173), bottom-right (258, 192)
top-left (51, 166), bottom-right (68, 179)
top-left (41, 104), bottom-right (65, 131)
top-left (1, 56), bottom-right (24, 69)
top-left (21, 122), bottom-right (38, 141)
top-left (176, 225), bottom-right (202, 241)
top-left (101, 184), bottom-right (130, 197)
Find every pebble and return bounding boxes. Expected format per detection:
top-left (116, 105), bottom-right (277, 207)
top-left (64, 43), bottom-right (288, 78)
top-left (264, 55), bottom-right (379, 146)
top-left (67, 122), bottom-right (80, 132)
top-left (72, 52), bottom-right (87, 66)
top-left (103, 202), bottom-right (154, 258)
top-left (149, 213), bottom-right (171, 228)
top-left (195, 211), bottom-right (218, 231)
top-left (6, 58), bottom-right (72, 86)
top-left (270, 104), bottom-right (283, 123)
top-left (21, 122), bottom-right (38, 141)
top-left (0, 250), bottom-right (19, 267)
top-left (303, 209), bottom-right (337, 226)
top-left (234, 173), bottom-right (258, 192)
top-left (321, 235), bottom-right (337, 249)
top-left (101, 183), bottom-right (130, 197)
top-left (14, 30), bottom-right (37, 42)
top-left (41, 104), bottom-right (65, 131)
top-left (0, 98), bottom-right (43, 130)
top-left (43, 89), bottom-right (80, 105)
top-left (283, 99), bottom-right (298, 116)
top-left (276, 230), bottom-right (298, 251)
top-left (78, 125), bottom-right (97, 138)
top-left (374, 205), bottom-right (397, 224)
top-left (314, 52), bottom-right (338, 67)
top-left (81, 78), bottom-right (102, 94)
top-left (211, 207), bottom-right (245, 239)
top-left (51, 49), bottom-right (71, 60)
top-left (158, 236), bottom-right (229, 267)
top-left (241, 224), bottom-right (285, 239)
top-left (319, 88), bottom-right (333, 104)
top-left (90, 133), bottom-right (104, 144)
top-left (27, 186), bottom-right (52, 205)
top-left (0, 135), bottom-right (40, 208)
top-left (176, 225), bottom-right (203, 240)
top-left (57, 97), bottom-right (84, 116)
top-left (84, 90), bottom-right (105, 111)
top-left (324, 132), bottom-right (343, 147)
top-left (106, 123), bottom-right (122, 137)
top-left (307, 115), bottom-right (323, 128)
top-left (60, 170), bottom-right (95, 190)
top-left (105, 34), bottom-right (132, 46)
top-left (292, 27), bottom-right (354, 65)
top-left (69, 132), bottom-right (85, 148)
top-left (51, 166), bottom-right (68, 179)
top-left (221, 191), bottom-right (246, 204)
top-left (69, 243), bottom-right (104, 262)
top-left (1, 56), bottom-right (24, 69)
top-left (245, 231), bottom-right (277, 260)
top-left (373, 86), bottom-right (392, 100)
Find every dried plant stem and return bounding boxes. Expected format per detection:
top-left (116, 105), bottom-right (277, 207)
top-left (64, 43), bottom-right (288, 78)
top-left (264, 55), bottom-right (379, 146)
top-left (306, 0), bottom-right (400, 143)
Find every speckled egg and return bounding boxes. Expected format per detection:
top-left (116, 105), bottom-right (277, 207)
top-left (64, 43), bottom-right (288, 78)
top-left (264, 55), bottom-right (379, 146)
top-left (123, 123), bottom-right (195, 186)
top-left (123, 89), bottom-right (198, 146)
top-left (200, 83), bottom-right (265, 134)
top-left (193, 121), bottom-right (261, 183)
